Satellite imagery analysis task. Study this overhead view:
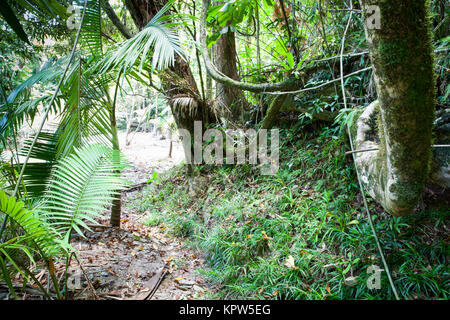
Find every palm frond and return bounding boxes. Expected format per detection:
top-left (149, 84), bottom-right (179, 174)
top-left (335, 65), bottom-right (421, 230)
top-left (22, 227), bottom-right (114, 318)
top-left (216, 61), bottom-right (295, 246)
top-left (16, 131), bottom-right (58, 200)
top-left (0, 190), bottom-right (66, 299)
top-left (13, 0), bottom-right (70, 20)
top-left (77, 0), bottom-right (103, 55)
top-left (0, 190), bottom-right (65, 258)
top-left (7, 57), bottom-right (64, 104)
top-left (36, 143), bottom-right (129, 242)
top-left (100, 1), bottom-right (184, 74)
top-left (0, 0), bottom-right (30, 44)
top-left (55, 61), bottom-right (113, 158)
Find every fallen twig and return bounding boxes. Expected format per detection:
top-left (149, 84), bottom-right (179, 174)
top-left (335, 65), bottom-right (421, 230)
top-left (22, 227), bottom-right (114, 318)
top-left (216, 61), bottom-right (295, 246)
top-left (129, 265), bottom-right (168, 300)
top-left (73, 253), bottom-right (100, 300)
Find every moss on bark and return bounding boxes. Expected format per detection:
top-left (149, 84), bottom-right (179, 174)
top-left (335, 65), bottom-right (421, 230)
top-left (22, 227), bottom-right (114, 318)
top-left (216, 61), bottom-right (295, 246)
top-left (357, 0), bottom-right (436, 216)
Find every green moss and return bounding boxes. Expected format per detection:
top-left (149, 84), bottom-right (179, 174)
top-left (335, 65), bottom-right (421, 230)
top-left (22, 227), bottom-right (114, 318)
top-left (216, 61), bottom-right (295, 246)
top-left (363, 0), bottom-right (436, 214)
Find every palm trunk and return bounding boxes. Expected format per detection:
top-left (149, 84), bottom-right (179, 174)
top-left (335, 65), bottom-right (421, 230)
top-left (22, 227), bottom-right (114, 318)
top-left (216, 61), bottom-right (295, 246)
top-left (109, 98), bottom-right (122, 227)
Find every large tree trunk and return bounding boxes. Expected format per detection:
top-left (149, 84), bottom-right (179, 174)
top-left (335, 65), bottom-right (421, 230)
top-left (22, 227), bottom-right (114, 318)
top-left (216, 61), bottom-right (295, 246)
top-left (354, 1), bottom-right (436, 216)
top-left (213, 27), bottom-right (249, 124)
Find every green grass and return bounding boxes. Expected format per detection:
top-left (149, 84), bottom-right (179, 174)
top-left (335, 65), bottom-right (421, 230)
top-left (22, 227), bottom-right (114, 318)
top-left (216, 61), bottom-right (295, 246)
top-left (132, 124), bottom-right (449, 300)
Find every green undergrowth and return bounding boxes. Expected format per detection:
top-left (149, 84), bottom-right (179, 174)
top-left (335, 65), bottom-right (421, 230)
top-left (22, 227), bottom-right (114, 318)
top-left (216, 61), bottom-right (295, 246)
top-left (131, 125), bottom-right (449, 300)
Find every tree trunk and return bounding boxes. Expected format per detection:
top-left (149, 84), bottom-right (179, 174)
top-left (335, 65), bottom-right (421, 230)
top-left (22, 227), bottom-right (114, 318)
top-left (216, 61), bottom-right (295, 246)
top-left (125, 0), bottom-right (217, 172)
top-left (109, 84), bottom-right (122, 227)
top-left (261, 95), bottom-right (289, 129)
top-left (206, 47), bottom-right (213, 100)
top-left (354, 1), bottom-right (436, 216)
top-left (213, 25), bottom-right (249, 124)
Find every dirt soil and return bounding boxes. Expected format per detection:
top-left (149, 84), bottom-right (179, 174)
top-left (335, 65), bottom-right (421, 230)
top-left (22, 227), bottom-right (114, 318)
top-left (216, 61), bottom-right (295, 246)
top-left (67, 131), bottom-right (213, 300)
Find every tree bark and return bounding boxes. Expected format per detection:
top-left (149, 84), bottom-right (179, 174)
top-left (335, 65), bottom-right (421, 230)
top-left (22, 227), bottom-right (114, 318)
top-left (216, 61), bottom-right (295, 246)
top-left (126, 0), bottom-right (217, 173)
top-left (212, 7), bottom-right (249, 124)
top-left (260, 94), bottom-right (289, 129)
top-left (103, 0), bottom-right (133, 39)
top-left (354, 1), bottom-right (436, 216)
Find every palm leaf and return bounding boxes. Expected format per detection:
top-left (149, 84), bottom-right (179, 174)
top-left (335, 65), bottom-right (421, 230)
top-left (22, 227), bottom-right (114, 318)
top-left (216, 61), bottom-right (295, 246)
top-left (77, 0), bottom-right (103, 55)
top-left (36, 143), bottom-right (129, 242)
top-left (0, 190), bottom-right (66, 298)
top-left (13, 0), bottom-right (70, 20)
top-left (0, 190), bottom-right (65, 258)
top-left (15, 131), bottom-right (58, 200)
top-left (100, 1), bottom-right (184, 74)
top-left (7, 57), bottom-right (64, 104)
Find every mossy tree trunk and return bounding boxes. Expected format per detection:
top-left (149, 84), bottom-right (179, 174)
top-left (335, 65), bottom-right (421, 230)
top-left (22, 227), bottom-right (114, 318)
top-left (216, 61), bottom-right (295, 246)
top-left (355, 0), bottom-right (436, 216)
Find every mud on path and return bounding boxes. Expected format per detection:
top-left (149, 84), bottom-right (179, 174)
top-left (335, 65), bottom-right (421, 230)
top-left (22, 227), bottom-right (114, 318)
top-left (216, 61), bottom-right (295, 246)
top-left (68, 131), bottom-right (214, 300)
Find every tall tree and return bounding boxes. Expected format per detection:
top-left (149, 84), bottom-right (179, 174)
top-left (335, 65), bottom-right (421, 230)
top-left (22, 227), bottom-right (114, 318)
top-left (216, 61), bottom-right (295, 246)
top-left (353, 0), bottom-right (436, 216)
top-left (212, 2), bottom-right (249, 124)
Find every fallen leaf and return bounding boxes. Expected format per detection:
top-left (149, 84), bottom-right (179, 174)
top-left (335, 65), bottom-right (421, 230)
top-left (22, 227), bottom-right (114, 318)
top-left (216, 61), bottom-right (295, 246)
top-left (344, 276), bottom-right (358, 286)
top-left (284, 255), bottom-right (298, 270)
top-left (261, 231), bottom-right (273, 241)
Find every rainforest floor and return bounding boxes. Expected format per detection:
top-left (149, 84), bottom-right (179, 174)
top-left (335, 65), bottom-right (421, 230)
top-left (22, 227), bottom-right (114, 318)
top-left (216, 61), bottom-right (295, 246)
top-left (68, 131), bottom-right (215, 300)
top-left (129, 124), bottom-right (448, 300)
top-left (0, 131), bottom-right (215, 300)
top-left (2, 125), bottom-right (447, 300)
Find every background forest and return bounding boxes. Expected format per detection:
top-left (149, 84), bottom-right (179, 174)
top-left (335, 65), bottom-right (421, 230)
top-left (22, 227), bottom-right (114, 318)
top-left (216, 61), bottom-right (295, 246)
top-left (0, 0), bottom-right (448, 300)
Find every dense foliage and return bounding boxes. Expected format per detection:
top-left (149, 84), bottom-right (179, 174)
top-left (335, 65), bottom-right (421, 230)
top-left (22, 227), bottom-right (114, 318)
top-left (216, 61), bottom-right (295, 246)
top-left (0, 0), bottom-right (448, 300)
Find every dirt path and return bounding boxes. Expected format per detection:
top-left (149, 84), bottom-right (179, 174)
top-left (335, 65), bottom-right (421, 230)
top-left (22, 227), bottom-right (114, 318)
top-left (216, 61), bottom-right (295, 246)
top-left (68, 132), bottom-right (213, 300)
top-left (118, 131), bottom-right (185, 185)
